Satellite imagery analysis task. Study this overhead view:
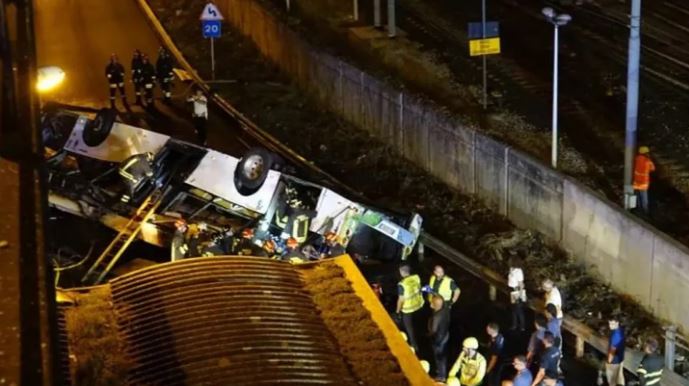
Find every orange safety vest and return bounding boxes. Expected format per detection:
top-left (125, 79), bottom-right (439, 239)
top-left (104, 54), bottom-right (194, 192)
top-left (633, 154), bottom-right (655, 190)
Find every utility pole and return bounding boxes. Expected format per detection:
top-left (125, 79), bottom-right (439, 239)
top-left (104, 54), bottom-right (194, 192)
top-left (481, 0), bottom-right (487, 109)
top-left (624, 0), bottom-right (642, 209)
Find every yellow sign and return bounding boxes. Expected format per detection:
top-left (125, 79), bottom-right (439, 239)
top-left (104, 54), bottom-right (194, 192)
top-left (469, 38), bottom-right (501, 56)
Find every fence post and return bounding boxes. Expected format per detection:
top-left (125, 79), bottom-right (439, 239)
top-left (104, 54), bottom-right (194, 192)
top-left (665, 325), bottom-right (677, 371)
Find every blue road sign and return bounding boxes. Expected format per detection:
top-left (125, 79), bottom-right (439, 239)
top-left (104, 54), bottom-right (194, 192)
top-left (202, 20), bottom-right (222, 38)
top-left (468, 21), bottom-right (499, 39)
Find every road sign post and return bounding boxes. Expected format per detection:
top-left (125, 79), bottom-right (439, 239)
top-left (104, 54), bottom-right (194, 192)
top-left (200, 3), bottom-right (224, 81)
top-left (468, 21), bottom-right (500, 108)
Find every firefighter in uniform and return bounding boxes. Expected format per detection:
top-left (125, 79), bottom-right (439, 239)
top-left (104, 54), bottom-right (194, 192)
top-left (283, 237), bottom-right (306, 263)
top-left (131, 49), bottom-right (144, 105)
top-left (427, 264), bottom-right (461, 307)
top-left (140, 54), bottom-right (157, 107)
top-left (105, 54), bottom-right (127, 107)
top-left (320, 231), bottom-right (346, 258)
top-left (235, 228), bottom-right (262, 256)
top-left (633, 146), bottom-right (655, 214)
top-left (637, 338), bottom-right (664, 386)
top-left (447, 337), bottom-right (487, 386)
top-left (171, 220), bottom-right (189, 261)
top-left (156, 47), bottom-right (175, 104)
top-left (396, 264), bottom-right (424, 353)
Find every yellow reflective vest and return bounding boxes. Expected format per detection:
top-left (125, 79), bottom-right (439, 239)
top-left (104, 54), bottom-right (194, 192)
top-left (449, 351), bottom-right (486, 386)
top-left (399, 274), bottom-right (424, 314)
top-left (428, 275), bottom-right (457, 302)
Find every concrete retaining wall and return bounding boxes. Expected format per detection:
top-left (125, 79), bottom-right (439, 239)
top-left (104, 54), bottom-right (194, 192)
top-left (218, 0), bottom-right (689, 332)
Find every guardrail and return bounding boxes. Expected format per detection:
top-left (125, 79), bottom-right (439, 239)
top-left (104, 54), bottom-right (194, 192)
top-left (133, 1), bottom-right (689, 384)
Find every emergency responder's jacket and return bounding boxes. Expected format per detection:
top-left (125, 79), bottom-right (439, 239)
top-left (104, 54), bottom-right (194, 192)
top-left (637, 353), bottom-right (663, 386)
top-left (140, 62), bottom-right (156, 84)
top-left (118, 154), bottom-right (153, 186)
top-left (633, 154), bottom-right (655, 190)
top-left (105, 62), bottom-right (125, 83)
top-left (428, 274), bottom-right (458, 303)
top-left (156, 55), bottom-right (174, 82)
top-left (448, 351), bottom-right (487, 386)
top-left (399, 274), bottom-right (424, 313)
top-left (131, 56), bottom-right (144, 83)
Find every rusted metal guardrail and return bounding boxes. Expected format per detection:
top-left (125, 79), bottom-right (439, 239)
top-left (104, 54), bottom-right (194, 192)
top-left (133, 1), bottom-right (688, 384)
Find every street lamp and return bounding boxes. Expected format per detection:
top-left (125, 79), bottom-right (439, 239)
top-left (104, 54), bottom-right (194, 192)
top-left (542, 7), bottom-right (571, 169)
top-left (36, 66), bottom-right (65, 93)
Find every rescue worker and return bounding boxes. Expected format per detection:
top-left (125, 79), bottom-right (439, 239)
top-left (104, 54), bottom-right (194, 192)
top-left (526, 315), bottom-right (548, 366)
top-left (171, 219), bottom-right (189, 261)
top-left (485, 322), bottom-right (506, 386)
top-left (236, 228), bottom-right (262, 256)
top-left (118, 152), bottom-right (154, 203)
top-left (395, 264), bottom-right (424, 353)
top-left (633, 146), bottom-right (655, 214)
top-left (140, 54), bottom-right (157, 107)
top-left (542, 279), bottom-right (563, 322)
top-left (319, 231), bottom-right (345, 258)
top-left (447, 337), bottom-right (487, 386)
top-left (156, 47), bottom-right (175, 104)
top-left (282, 237), bottom-right (306, 263)
top-left (428, 295), bottom-right (450, 382)
top-left (131, 49), bottom-right (145, 105)
top-left (187, 88), bottom-right (208, 145)
top-left (426, 264), bottom-right (461, 307)
top-left (260, 239), bottom-right (275, 258)
top-left (637, 337), bottom-right (664, 386)
top-left (105, 54), bottom-right (126, 108)
top-left (530, 332), bottom-right (560, 386)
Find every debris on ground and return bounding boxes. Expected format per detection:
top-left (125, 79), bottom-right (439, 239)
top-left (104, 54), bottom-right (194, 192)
top-left (151, 0), bottom-right (670, 346)
top-left (62, 287), bottom-right (130, 386)
top-left (301, 262), bottom-right (409, 385)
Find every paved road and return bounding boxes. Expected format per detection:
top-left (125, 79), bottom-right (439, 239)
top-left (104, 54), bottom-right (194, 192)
top-left (34, 0), bottom-right (250, 156)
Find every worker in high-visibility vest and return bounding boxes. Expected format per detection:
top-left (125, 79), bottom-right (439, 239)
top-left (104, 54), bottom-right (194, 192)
top-left (447, 337), bottom-right (487, 386)
top-left (427, 264), bottom-right (461, 307)
top-left (396, 264), bottom-right (424, 353)
top-left (633, 146), bottom-right (655, 214)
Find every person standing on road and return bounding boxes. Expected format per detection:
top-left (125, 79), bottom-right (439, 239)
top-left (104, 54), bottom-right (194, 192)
top-left (187, 88), bottom-right (208, 146)
top-left (140, 54), bottom-right (157, 108)
top-left (605, 316), bottom-right (626, 386)
top-left (501, 355), bottom-right (532, 386)
top-left (637, 337), bottom-right (664, 386)
top-left (633, 146), bottom-right (655, 214)
top-left (396, 264), bottom-right (424, 353)
top-left (105, 54), bottom-right (127, 108)
top-left (428, 295), bottom-right (451, 382)
top-left (156, 47), bottom-right (175, 104)
top-left (508, 257), bottom-right (527, 331)
top-left (131, 49), bottom-right (144, 105)
top-left (531, 332), bottom-right (561, 386)
top-left (426, 264), bottom-right (461, 308)
top-left (485, 322), bottom-right (506, 386)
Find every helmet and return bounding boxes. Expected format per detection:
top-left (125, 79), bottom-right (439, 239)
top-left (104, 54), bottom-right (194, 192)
top-left (463, 337), bottom-right (479, 350)
top-left (241, 228), bottom-right (254, 239)
top-left (174, 219), bottom-right (187, 230)
top-left (446, 377), bottom-right (460, 386)
top-left (263, 240), bottom-right (275, 253)
top-left (286, 237), bottom-right (299, 248)
top-left (419, 360), bottom-right (430, 373)
top-left (324, 231), bottom-right (337, 242)
top-left (639, 146), bottom-right (650, 154)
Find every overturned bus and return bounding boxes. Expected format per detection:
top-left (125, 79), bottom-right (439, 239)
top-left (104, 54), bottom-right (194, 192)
top-left (43, 107), bottom-right (422, 265)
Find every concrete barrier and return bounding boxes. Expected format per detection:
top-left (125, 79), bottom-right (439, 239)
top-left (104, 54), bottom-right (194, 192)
top-left (215, 0), bottom-right (689, 334)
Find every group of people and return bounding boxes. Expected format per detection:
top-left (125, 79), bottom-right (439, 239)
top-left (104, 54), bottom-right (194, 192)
top-left (172, 220), bottom-right (346, 264)
top-left (395, 261), bottom-right (665, 385)
top-left (105, 47), bottom-right (175, 108)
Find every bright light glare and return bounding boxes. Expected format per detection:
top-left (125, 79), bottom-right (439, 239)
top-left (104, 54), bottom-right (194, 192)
top-left (36, 66), bottom-right (65, 92)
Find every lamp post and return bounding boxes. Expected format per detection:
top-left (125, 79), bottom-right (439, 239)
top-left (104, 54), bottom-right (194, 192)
top-left (542, 7), bottom-right (571, 169)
